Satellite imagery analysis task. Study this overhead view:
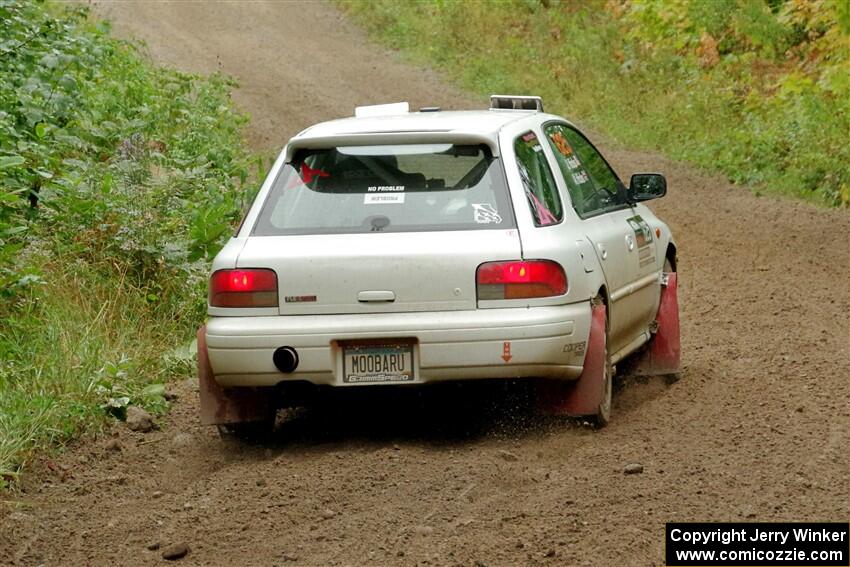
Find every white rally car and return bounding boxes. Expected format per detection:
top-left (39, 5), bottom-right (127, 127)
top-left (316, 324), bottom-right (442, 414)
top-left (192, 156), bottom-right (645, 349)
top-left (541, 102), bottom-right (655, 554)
top-left (197, 96), bottom-right (680, 432)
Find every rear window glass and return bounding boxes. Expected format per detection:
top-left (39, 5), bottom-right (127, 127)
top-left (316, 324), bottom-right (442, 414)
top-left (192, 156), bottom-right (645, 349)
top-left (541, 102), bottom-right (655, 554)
top-left (252, 144), bottom-right (515, 235)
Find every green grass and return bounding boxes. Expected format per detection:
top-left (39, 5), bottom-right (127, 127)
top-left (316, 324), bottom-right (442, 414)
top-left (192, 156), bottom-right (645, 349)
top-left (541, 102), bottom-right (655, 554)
top-left (339, 0), bottom-right (850, 207)
top-left (0, 263), bottom-right (193, 485)
top-left (0, 1), bottom-right (255, 486)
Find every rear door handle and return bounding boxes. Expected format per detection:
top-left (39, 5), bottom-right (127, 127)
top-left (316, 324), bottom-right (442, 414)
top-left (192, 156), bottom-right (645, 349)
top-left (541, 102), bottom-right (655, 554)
top-left (358, 290), bottom-right (396, 302)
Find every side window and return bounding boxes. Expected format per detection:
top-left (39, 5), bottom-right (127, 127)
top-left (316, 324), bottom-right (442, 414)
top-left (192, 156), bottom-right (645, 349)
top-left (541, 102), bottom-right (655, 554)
top-left (544, 123), bottom-right (625, 217)
top-left (513, 131), bottom-right (563, 226)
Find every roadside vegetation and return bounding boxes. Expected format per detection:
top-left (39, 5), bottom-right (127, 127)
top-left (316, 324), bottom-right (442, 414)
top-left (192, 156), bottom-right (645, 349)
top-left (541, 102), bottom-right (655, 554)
top-left (341, 0), bottom-right (850, 207)
top-left (0, 0), bottom-right (254, 487)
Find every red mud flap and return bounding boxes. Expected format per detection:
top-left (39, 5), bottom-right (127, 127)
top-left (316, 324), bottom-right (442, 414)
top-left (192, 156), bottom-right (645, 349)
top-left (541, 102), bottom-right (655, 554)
top-left (632, 272), bottom-right (681, 377)
top-left (197, 326), bottom-right (275, 425)
top-left (538, 301), bottom-right (607, 417)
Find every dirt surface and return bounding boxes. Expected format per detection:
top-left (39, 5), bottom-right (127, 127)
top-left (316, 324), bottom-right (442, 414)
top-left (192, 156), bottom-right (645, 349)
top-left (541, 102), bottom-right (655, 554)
top-left (2, 1), bottom-right (849, 566)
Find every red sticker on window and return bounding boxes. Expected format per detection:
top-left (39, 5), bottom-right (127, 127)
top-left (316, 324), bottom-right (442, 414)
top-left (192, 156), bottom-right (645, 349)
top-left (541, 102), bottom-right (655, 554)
top-left (300, 163), bottom-right (330, 184)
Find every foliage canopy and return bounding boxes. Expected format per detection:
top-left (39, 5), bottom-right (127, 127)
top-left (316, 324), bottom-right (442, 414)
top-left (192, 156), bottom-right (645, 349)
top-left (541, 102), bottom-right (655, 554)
top-left (342, 0), bottom-right (850, 206)
top-left (0, 0), bottom-right (254, 485)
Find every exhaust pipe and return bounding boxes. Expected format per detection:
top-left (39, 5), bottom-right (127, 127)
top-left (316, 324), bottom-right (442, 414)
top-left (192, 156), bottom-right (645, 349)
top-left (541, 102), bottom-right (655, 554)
top-left (273, 346), bottom-right (299, 373)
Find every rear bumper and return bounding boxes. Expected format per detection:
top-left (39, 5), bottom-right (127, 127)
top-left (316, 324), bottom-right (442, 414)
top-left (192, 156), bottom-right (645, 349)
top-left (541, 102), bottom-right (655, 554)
top-left (205, 303), bottom-right (592, 387)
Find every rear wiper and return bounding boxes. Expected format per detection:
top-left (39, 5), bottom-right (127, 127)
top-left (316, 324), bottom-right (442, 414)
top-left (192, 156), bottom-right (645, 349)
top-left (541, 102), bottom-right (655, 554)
top-left (368, 215), bottom-right (390, 232)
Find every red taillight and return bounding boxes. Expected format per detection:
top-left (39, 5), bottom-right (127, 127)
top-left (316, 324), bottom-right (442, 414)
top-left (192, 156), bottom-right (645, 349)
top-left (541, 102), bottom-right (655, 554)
top-left (476, 260), bottom-right (567, 300)
top-left (209, 269), bottom-right (278, 308)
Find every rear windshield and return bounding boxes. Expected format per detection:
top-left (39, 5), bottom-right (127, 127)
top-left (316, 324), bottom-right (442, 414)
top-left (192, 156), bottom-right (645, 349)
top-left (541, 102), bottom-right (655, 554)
top-left (252, 144), bottom-right (515, 235)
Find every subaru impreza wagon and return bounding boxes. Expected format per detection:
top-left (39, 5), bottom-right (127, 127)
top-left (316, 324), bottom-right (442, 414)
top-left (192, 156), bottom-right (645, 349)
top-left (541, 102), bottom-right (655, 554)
top-left (197, 95), bottom-right (681, 432)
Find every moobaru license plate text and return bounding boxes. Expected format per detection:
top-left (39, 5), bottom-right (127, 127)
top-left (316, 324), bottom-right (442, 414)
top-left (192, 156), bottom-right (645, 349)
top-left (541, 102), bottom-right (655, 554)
top-left (343, 345), bottom-right (414, 383)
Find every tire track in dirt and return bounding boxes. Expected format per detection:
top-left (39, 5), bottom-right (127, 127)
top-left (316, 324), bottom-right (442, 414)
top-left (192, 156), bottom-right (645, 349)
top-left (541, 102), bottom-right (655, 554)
top-left (2, 2), bottom-right (848, 566)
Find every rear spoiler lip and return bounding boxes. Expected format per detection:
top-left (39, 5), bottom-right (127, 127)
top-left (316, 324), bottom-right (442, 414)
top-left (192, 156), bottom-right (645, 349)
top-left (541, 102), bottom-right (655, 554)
top-left (284, 131), bottom-right (500, 161)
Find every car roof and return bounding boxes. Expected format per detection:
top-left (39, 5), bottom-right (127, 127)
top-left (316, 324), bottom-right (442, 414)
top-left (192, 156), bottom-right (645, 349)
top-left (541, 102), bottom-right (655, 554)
top-left (295, 110), bottom-right (551, 141)
top-left (286, 108), bottom-right (574, 160)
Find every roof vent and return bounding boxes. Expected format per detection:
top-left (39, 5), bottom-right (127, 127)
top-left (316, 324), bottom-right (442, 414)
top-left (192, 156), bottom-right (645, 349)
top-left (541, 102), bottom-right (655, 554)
top-left (490, 95), bottom-right (543, 112)
top-left (354, 102), bottom-right (410, 118)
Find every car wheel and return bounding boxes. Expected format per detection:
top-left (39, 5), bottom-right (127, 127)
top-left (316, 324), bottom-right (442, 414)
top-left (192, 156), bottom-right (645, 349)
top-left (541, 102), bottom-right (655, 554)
top-left (217, 419), bottom-right (274, 441)
top-left (593, 355), bottom-right (612, 426)
top-left (664, 257), bottom-right (674, 274)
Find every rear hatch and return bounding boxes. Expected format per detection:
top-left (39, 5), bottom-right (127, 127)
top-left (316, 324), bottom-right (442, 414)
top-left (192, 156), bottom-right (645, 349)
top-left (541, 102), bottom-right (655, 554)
top-left (243, 141), bottom-right (519, 315)
top-left (237, 230), bottom-right (521, 315)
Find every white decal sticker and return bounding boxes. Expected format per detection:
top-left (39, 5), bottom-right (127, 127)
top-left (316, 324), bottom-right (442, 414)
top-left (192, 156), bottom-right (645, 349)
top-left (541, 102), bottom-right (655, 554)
top-left (565, 156), bottom-right (581, 170)
top-left (572, 171), bottom-right (589, 184)
top-left (367, 185), bottom-right (405, 192)
top-left (472, 203), bottom-right (502, 224)
top-left (364, 193), bottom-right (405, 204)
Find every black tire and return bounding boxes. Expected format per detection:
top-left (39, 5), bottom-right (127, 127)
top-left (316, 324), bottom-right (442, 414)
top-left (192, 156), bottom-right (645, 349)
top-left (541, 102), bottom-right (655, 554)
top-left (217, 419), bottom-right (274, 441)
top-left (594, 346), bottom-right (612, 427)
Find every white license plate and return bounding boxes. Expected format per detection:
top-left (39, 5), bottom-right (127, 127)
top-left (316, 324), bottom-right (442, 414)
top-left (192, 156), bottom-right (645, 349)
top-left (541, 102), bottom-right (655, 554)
top-left (342, 344), bottom-right (414, 384)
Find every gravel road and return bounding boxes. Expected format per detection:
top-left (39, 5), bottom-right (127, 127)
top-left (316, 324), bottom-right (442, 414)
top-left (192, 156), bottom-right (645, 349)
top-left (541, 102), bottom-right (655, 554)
top-left (2, 1), bottom-right (848, 566)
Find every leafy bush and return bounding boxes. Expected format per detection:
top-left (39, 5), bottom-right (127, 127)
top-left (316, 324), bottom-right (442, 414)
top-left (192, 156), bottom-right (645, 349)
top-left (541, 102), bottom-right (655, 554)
top-left (0, 0), bottom-right (255, 485)
top-left (340, 0), bottom-right (850, 206)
